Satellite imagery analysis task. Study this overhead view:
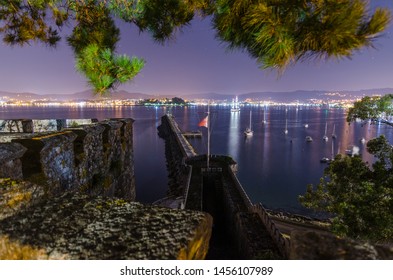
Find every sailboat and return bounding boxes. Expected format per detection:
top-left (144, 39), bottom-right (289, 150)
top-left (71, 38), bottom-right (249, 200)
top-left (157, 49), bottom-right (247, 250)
top-left (322, 122), bottom-right (328, 141)
top-left (231, 96), bottom-right (240, 112)
top-left (332, 124), bottom-right (337, 139)
top-left (321, 138), bottom-right (335, 163)
top-left (262, 109), bottom-right (267, 124)
top-left (284, 113), bottom-right (288, 134)
top-left (244, 110), bottom-right (253, 136)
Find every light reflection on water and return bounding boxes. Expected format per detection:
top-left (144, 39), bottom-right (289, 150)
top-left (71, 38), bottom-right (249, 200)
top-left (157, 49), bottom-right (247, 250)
top-left (171, 105), bottom-right (392, 215)
top-left (1, 105), bottom-right (392, 215)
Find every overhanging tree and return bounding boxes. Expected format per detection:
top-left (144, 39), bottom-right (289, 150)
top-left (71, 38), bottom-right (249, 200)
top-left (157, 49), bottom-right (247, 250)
top-left (299, 135), bottom-right (393, 242)
top-left (347, 94), bottom-right (393, 126)
top-left (300, 95), bottom-right (393, 242)
top-left (0, 0), bottom-right (391, 94)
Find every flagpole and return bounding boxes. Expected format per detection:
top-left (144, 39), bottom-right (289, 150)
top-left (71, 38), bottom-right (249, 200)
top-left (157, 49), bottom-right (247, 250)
top-left (207, 101), bottom-right (210, 170)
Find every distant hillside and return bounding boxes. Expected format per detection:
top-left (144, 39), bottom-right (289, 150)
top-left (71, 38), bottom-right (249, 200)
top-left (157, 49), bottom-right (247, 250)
top-left (238, 88), bottom-right (393, 103)
top-left (182, 88), bottom-right (393, 103)
top-left (239, 90), bottom-right (326, 102)
top-left (0, 91), bottom-right (42, 101)
top-left (59, 90), bottom-right (153, 101)
top-left (182, 92), bottom-right (234, 101)
top-left (1, 88), bottom-right (392, 103)
top-left (0, 90), bottom-right (152, 101)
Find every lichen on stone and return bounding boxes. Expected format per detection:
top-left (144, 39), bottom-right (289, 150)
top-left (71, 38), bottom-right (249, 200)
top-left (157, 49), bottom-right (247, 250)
top-left (0, 192), bottom-right (212, 260)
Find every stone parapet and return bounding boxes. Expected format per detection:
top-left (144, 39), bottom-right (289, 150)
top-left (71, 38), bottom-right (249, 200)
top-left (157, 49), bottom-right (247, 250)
top-left (0, 143), bottom-right (27, 179)
top-left (0, 191), bottom-right (212, 260)
top-left (157, 115), bottom-right (193, 198)
top-left (13, 131), bottom-right (77, 193)
top-left (0, 118), bottom-right (212, 260)
top-left (0, 118), bottom-right (135, 200)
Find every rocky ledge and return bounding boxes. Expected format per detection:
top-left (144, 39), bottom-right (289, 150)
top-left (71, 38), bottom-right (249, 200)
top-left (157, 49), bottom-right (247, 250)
top-left (0, 184), bottom-right (212, 260)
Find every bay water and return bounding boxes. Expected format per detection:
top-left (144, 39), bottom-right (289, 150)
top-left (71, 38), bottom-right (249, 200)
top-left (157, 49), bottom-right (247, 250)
top-left (1, 105), bottom-right (392, 215)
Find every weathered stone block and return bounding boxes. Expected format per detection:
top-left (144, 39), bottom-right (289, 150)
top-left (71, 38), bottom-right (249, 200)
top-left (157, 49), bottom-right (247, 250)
top-left (0, 178), bottom-right (45, 220)
top-left (0, 143), bottom-right (26, 179)
top-left (12, 131), bottom-right (77, 193)
top-left (0, 192), bottom-right (212, 260)
top-left (1, 118), bottom-right (135, 200)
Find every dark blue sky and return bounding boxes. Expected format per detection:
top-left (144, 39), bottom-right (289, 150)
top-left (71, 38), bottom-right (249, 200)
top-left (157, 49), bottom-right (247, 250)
top-left (1, 1), bottom-right (393, 96)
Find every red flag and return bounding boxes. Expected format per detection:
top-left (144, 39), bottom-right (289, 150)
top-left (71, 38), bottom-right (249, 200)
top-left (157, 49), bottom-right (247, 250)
top-left (198, 116), bottom-right (208, 128)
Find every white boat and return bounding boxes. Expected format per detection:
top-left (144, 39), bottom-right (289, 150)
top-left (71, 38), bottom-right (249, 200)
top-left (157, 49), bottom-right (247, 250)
top-left (345, 145), bottom-right (360, 157)
top-left (304, 123), bottom-right (309, 128)
top-left (332, 124), bottom-right (337, 139)
top-left (231, 96), bottom-right (240, 112)
top-left (360, 137), bottom-right (366, 144)
top-left (322, 122), bottom-right (328, 141)
top-left (306, 136), bottom-right (313, 142)
top-left (320, 157), bottom-right (330, 163)
top-left (244, 110), bottom-right (253, 136)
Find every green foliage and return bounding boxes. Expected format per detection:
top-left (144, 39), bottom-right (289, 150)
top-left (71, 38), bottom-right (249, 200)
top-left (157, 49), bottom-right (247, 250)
top-left (139, 96), bottom-right (188, 105)
top-left (0, 0), bottom-right (62, 46)
top-left (67, 0), bottom-right (120, 54)
top-left (132, 0), bottom-right (199, 42)
top-left (0, 1), bottom-right (391, 92)
top-left (171, 97), bottom-right (187, 104)
top-left (76, 44), bottom-right (145, 94)
top-left (212, 0), bottom-right (391, 70)
top-left (299, 136), bottom-right (393, 242)
top-left (347, 94), bottom-right (393, 125)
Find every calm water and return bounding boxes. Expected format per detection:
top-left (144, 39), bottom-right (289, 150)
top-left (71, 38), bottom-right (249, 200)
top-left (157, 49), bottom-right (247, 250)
top-left (1, 105), bottom-right (392, 215)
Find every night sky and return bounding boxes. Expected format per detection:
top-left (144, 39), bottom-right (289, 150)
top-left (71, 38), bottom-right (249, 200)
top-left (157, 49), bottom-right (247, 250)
top-left (1, 1), bottom-right (393, 96)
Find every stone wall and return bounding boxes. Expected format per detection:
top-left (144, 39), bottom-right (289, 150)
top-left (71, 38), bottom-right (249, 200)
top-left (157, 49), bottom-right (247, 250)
top-left (157, 115), bottom-right (193, 197)
top-left (251, 203), bottom-right (290, 258)
top-left (0, 180), bottom-right (212, 260)
top-left (0, 118), bottom-right (214, 260)
top-left (0, 119), bottom-right (135, 200)
top-left (0, 143), bottom-right (26, 179)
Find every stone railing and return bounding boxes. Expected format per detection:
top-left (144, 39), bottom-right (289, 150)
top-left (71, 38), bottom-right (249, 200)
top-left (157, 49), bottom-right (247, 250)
top-left (250, 203), bottom-right (290, 258)
top-left (226, 165), bottom-right (253, 208)
top-left (164, 115), bottom-right (197, 158)
top-left (181, 165), bottom-right (193, 209)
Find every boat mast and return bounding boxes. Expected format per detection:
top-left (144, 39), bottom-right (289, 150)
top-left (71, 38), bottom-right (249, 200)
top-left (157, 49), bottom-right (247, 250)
top-left (249, 110), bottom-right (252, 130)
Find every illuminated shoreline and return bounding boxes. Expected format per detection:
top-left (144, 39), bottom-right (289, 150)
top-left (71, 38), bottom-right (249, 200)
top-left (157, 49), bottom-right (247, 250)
top-left (0, 99), bottom-right (357, 108)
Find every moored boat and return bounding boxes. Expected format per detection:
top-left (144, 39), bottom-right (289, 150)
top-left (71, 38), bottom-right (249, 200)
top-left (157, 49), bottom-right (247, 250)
top-left (244, 110), bottom-right (253, 137)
